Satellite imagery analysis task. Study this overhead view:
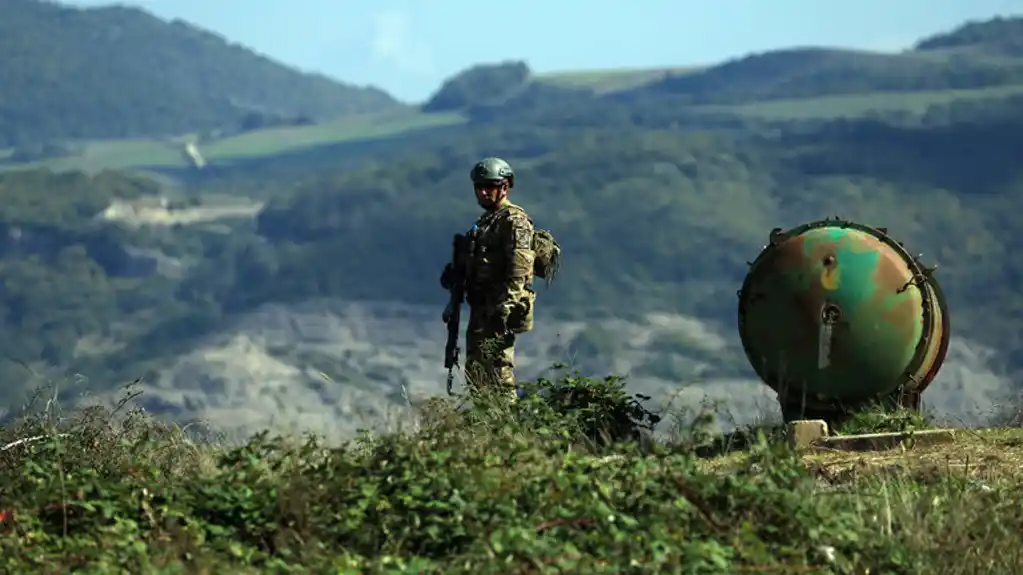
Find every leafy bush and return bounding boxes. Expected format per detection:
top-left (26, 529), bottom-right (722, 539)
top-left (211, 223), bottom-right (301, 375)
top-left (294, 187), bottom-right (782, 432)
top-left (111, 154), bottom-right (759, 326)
top-left (0, 376), bottom-right (1021, 573)
top-left (513, 371), bottom-right (661, 449)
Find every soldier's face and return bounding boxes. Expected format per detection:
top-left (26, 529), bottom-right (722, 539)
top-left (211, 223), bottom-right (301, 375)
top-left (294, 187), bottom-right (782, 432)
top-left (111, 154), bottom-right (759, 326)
top-left (474, 181), bottom-right (507, 209)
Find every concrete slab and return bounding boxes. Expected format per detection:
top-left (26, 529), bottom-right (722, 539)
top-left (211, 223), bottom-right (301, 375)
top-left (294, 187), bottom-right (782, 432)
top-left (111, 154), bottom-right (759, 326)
top-left (788, 419), bottom-right (829, 449)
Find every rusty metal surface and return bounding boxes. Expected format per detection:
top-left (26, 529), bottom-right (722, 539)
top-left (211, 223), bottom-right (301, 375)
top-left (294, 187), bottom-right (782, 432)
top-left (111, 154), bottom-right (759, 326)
top-left (737, 219), bottom-right (950, 415)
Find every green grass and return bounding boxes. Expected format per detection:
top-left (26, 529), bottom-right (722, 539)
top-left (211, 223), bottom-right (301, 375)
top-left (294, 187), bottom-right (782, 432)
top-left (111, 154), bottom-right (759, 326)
top-left (4, 66), bottom-right (1023, 175)
top-left (2, 373), bottom-right (1021, 573)
top-left (716, 83), bottom-right (1023, 119)
top-left (535, 66), bottom-right (704, 94)
top-left (199, 111), bottom-right (463, 160)
top-left (0, 111), bottom-right (465, 174)
top-left (0, 66), bottom-right (705, 174)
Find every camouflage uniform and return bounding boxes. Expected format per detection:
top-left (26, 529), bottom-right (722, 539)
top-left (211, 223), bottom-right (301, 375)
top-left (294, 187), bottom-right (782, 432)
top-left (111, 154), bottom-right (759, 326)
top-left (437, 157), bottom-right (538, 399)
top-left (464, 200), bottom-right (536, 396)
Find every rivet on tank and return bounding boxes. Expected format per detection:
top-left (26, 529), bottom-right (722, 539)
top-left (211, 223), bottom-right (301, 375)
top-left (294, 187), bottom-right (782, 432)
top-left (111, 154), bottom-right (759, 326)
top-left (736, 217), bottom-right (951, 425)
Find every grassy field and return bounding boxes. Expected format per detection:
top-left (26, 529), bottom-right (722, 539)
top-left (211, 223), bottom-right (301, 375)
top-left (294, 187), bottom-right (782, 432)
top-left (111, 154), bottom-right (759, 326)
top-left (535, 66), bottom-right (705, 94)
top-left (1, 373), bottom-right (1020, 573)
top-left (3, 65), bottom-right (1023, 177)
top-left (0, 111), bottom-right (465, 174)
top-left (0, 66), bottom-right (703, 176)
top-left (721, 83), bottom-right (1023, 120)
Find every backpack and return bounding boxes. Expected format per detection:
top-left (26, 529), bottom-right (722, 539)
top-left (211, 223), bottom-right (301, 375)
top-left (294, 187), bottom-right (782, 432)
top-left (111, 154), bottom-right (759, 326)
top-left (531, 227), bottom-right (561, 287)
top-left (490, 203), bottom-right (561, 287)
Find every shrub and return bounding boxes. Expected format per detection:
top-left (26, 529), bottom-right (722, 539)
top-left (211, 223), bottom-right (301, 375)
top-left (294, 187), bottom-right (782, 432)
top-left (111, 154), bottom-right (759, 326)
top-left (0, 375), bottom-right (1020, 573)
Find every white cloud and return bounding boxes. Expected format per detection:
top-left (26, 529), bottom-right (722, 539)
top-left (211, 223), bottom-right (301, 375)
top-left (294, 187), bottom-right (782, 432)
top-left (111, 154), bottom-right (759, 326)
top-left (370, 9), bottom-right (436, 77)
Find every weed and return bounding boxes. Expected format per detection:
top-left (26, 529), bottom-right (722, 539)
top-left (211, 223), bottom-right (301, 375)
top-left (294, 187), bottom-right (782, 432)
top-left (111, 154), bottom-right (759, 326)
top-left (0, 373), bottom-right (1020, 573)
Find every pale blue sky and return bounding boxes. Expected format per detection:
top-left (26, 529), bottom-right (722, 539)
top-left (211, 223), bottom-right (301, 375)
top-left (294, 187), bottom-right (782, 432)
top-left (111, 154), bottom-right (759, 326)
top-left (66, 0), bottom-right (1023, 103)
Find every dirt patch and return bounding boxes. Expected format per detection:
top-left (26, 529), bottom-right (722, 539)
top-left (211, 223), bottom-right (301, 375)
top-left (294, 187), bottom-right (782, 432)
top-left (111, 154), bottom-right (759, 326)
top-left (99, 199), bottom-right (263, 227)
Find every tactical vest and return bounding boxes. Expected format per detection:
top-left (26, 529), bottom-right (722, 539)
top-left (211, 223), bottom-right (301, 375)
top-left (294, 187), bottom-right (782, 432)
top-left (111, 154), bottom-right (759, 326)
top-left (468, 203), bottom-right (560, 289)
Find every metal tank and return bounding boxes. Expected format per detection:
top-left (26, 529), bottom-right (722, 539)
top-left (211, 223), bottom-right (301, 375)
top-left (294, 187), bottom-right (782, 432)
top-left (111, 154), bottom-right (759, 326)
top-left (736, 218), bottom-right (951, 423)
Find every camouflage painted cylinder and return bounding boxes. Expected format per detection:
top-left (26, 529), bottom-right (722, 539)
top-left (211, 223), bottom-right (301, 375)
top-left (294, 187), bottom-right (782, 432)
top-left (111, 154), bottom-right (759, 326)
top-left (737, 219), bottom-right (951, 420)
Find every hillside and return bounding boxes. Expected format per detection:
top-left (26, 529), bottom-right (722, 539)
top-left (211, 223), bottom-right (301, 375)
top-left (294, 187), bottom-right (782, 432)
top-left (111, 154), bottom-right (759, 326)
top-left (1, 99), bottom-right (1020, 437)
top-left (3, 15), bottom-right (1023, 573)
top-left (5, 17), bottom-right (1022, 175)
top-left (0, 0), bottom-right (404, 147)
top-left (625, 46), bottom-right (1023, 104)
top-left (916, 15), bottom-right (1023, 55)
top-left (420, 18), bottom-right (1023, 116)
top-left (0, 16), bottom-right (1022, 441)
top-left (622, 17), bottom-right (1023, 105)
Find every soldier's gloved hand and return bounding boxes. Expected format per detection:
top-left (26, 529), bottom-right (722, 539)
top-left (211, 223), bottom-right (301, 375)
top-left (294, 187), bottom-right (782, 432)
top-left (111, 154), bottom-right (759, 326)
top-left (442, 301), bottom-right (456, 324)
top-left (440, 264), bottom-right (454, 290)
top-left (497, 302), bottom-right (513, 332)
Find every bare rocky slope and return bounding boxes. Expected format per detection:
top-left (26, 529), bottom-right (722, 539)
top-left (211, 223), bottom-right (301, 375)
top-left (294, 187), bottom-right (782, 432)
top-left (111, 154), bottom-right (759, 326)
top-left (88, 299), bottom-right (1014, 443)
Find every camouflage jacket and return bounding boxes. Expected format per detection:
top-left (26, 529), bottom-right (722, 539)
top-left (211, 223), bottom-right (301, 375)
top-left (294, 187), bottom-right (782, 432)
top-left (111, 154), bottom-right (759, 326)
top-left (466, 201), bottom-right (536, 319)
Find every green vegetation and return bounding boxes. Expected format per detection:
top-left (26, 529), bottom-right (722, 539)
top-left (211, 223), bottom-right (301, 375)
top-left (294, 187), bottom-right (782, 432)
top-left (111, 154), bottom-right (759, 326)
top-left (5, 13), bottom-right (1023, 176)
top-left (2, 12), bottom-right (1023, 570)
top-left (833, 404), bottom-right (933, 436)
top-left (2, 28), bottom-right (1023, 405)
top-left (629, 47), bottom-right (1023, 105)
top-left (197, 112), bottom-right (463, 162)
top-left (0, 0), bottom-right (403, 147)
top-left (719, 83), bottom-right (1023, 120)
top-left (0, 12), bottom-right (1021, 426)
top-left (5, 112), bottom-right (466, 174)
top-left (915, 15), bottom-right (1023, 54)
top-left (1, 375), bottom-right (1020, 573)
top-left (239, 103), bottom-right (1023, 352)
top-left (535, 66), bottom-right (705, 94)
top-left (2, 94), bottom-right (1021, 407)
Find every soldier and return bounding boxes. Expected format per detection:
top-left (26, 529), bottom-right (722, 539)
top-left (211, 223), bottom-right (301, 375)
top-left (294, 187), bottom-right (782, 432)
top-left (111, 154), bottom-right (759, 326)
top-left (441, 157), bottom-right (538, 400)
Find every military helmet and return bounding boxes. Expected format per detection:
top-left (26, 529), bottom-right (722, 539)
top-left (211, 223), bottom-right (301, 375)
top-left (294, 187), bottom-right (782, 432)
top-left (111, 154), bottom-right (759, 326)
top-left (470, 157), bottom-right (515, 188)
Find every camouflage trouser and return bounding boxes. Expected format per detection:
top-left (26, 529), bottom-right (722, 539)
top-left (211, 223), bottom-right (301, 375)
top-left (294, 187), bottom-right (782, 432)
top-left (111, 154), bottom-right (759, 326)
top-left (465, 308), bottom-right (518, 402)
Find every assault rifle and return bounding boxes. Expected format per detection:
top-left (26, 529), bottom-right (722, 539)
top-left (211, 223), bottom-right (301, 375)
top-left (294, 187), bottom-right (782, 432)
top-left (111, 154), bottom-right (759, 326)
top-left (442, 231), bottom-right (474, 395)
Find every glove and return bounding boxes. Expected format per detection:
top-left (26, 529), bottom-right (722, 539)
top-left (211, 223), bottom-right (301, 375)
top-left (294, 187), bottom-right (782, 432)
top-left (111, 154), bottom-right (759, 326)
top-left (502, 296), bottom-right (533, 334)
top-left (442, 301), bottom-right (456, 324)
top-left (440, 263), bottom-right (454, 290)
top-left (497, 301), bottom-right (513, 332)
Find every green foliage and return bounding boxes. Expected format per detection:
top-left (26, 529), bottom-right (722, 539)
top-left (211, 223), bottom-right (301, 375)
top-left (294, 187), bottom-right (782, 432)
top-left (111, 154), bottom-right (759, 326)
top-left (834, 405), bottom-right (934, 436)
top-left (630, 20), bottom-right (1023, 106)
top-left (515, 371), bottom-right (661, 448)
top-left (535, 67), bottom-right (702, 94)
top-left (915, 16), bottom-right (1023, 55)
top-left (3, 86), bottom-right (1023, 401)
top-left (1, 378), bottom-right (1021, 572)
top-left (0, 0), bottom-right (403, 146)
top-left (2, 15), bottom-right (1023, 415)
top-left (422, 61), bottom-right (532, 112)
top-left (226, 102), bottom-right (1023, 363)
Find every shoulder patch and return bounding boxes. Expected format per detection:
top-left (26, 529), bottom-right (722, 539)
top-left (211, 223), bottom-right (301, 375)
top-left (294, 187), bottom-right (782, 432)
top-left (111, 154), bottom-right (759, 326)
top-left (513, 226), bottom-right (532, 250)
top-left (504, 207), bottom-right (534, 250)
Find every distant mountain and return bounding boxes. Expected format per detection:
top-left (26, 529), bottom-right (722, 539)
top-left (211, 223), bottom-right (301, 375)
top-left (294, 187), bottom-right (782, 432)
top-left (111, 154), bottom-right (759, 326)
top-left (915, 16), bottom-right (1023, 56)
top-left (0, 0), bottom-right (405, 146)
top-left (608, 16), bottom-right (1023, 105)
top-left (422, 61), bottom-right (533, 112)
top-left (415, 17), bottom-right (1023, 122)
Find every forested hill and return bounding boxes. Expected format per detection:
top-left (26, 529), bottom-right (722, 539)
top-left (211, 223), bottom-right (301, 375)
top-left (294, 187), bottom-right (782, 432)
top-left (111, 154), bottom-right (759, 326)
top-left (0, 0), bottom-right (405, 146)
top-left (626, 16), bottom-right (1023, 104)
top-left (915, 15), bottom-right (1023, 55)
top-left (422, 17), bottom-right (1023, 117)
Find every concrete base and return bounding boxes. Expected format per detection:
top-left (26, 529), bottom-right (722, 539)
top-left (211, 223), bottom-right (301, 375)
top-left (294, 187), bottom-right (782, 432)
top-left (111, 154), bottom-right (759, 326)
top-left (787, 419), bottom-right (956, 451)
top-left (788, 419), bottom-right (830, 449)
